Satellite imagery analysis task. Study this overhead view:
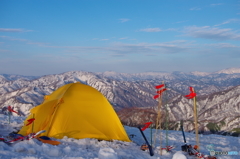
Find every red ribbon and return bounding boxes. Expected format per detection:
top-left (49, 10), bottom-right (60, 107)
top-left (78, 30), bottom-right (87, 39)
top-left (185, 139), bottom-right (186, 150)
top-left (26, 118), bottom-right (35, 126)
top-left (155, 84), bottom-right (165, 89)
top-left (185, 92), bottom-right (196, 99)
top-left (153, 94), bottom-right (159, 99)
top-left (7, 106), bottom-right (19, 115)
top-left (141, 122), bottom-right (153, 131)
top-left (156, 88), bottom-right (167, 94)
top-left (185, 87), bottom-right (196, 99)
top-left (153, 86), bottom-right (167, 99)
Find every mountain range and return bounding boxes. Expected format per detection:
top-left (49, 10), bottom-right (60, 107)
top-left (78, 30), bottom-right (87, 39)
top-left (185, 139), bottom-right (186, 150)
top-left (0, 67), bottom-right (239, 135)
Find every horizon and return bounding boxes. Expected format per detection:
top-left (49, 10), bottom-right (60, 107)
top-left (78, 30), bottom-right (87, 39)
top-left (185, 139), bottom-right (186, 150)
top-left (1, 0), bottom-right (240, 76)
top-left (1, 67), bottom-right (240, 77)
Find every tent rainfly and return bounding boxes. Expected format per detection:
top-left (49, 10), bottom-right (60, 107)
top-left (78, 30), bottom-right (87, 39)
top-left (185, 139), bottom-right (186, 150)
top-left (19, 82), bottom-right (130, 142)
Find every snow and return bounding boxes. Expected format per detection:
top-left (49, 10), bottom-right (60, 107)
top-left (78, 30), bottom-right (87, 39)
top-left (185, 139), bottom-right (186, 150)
top-left (98, 148), bottom-right (118, 159)
top-left (190, 71), bottom-right (210, 76)
top-left (0, 114), bottom-right (239, 159)
top-left (172, 151), bottom-right (187, 159)
top-left (215, 68), bottom-right (240, 74)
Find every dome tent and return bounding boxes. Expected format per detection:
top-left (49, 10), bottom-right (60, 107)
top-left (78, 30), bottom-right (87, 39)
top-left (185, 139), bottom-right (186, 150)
top-left (19, 82), bottom-right (130, 142)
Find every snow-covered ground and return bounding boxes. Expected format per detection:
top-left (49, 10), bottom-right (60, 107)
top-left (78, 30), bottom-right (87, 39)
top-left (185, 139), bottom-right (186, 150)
top-left (0, 114), bottom-right (239, 159)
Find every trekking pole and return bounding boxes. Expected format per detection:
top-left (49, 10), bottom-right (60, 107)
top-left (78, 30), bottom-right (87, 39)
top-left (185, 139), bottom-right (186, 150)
top-left (138, 127), bottom-right (154, 156)
top-left (180, 121), bottom-right (188, 152)
top-left (150, 124), bottom-right (153, 147)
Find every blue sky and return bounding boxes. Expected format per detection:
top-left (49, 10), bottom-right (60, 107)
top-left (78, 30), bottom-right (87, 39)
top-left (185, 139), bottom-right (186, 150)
top-left (1, 0), bottom-right (240, 76)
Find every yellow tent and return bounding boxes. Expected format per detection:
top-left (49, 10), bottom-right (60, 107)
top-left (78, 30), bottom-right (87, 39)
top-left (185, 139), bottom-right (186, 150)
top-left (19, 82), bottom-right (130, 142)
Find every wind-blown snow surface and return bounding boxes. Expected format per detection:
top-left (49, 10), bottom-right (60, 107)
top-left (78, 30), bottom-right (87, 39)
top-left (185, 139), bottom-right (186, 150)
top-left (0, 115), bottom-right (239, 159)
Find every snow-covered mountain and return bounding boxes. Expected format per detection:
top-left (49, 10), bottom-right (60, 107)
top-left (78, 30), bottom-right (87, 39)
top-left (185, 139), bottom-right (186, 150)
top-left (0, 68), bottom-right (240, 134)
top-left (97, 68), bottom-right (240, 95)
top-left (118, 85), bottom-right (240, 135)
top-left (215, 67), bottom-right (240, 74)
top-left (0, 71), bottom-right (157, 113)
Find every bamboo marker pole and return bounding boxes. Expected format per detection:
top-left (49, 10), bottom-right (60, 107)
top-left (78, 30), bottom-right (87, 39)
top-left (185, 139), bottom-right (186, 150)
top-left (159, 81), bottom-right (166, 155)
top-left (159, 91), bottom-right (163, 155)
top-left (165, 104), bottom-right (169, 149)
top-left (192, 88), bottom-right (200, 151)
top-left (164, 88), bottom-right (170, 150)
top-left (8, 111), bottom-right (11, 124)
top-left (153, 81), bottom-right (164, 155)
top-left (32, 114), bottom-right (35, 133)
top-left (153, 95), bottom-right (161, 148)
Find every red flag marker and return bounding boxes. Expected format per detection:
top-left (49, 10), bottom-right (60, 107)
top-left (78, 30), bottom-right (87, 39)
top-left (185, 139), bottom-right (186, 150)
top-left (141, 122), bottom-right (153, 131)
top-left (185, 87), bottom-right (196, 99)
top-left (155, 84), bottom-right (165, 89)
top-left (26, 118), bottom-right (35, 126)
top-left (185, 92), bottom-right (196, 99)
top-left (156, 88), bottom-right (167, 94)
top-left (7, 106), bottom-right (19, 115)
top-left (153, 94), bottom-right (160, 99)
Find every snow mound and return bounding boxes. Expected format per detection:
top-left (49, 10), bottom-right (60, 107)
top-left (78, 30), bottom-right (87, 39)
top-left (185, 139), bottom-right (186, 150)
top-left (98, 148), bottom-right (118, 159)
top-left (172, 151), bottom-right (187, 159)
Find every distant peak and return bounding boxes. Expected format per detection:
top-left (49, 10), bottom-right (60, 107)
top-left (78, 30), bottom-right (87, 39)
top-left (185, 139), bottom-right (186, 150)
top-left (101, 71), bottom-right (118, 75)
top-left (215, 68), bottom-right (240, 74)
top-left (190, 71), bottom-right (210, 76)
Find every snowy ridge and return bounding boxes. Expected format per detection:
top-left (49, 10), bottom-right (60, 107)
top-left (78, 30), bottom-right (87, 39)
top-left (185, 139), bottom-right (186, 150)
top-left (118, 85), bottom-right (240, 133)
top-left (0, 68), bottom-right (240, 133)
top-left (97, 68), bottom-right (240, 80)
top-left (190, 71), bottom-right (211, 76)
top-left (0, 74), bottom-right (39, 81)
top-left (0, 71), bottom-right (157, 114)
top-left (215, 68), bottom-right (240, 74)
top-left (168, 85), bottom-right (240, 133)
